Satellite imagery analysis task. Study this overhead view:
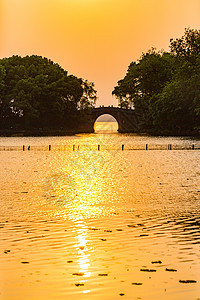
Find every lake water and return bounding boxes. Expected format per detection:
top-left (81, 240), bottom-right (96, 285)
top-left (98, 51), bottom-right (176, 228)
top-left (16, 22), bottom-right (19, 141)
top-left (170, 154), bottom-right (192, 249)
top-left (0, 122), bottom-right (200, 299)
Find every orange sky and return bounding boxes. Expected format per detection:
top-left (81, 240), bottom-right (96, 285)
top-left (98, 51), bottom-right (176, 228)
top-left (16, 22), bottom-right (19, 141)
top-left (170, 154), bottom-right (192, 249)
top-left (1, 0), bottom-right (200, 106)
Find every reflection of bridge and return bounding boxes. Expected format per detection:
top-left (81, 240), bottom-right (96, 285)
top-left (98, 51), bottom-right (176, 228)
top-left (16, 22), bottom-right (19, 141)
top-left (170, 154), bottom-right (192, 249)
top-left (79, 106), bottom-right (139, 133)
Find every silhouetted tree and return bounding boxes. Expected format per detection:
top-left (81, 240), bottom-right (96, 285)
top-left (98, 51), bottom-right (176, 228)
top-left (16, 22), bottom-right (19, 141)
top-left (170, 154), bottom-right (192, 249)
top-left (113, 28), bottom-right (200, 135)
top-left (0, 55), bottom-right (96, 130)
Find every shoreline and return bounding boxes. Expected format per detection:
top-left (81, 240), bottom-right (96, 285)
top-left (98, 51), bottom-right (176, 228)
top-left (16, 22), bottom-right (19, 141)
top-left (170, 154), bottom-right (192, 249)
top-left (0, 129), bottom-right (199, 138)
top-left (0, 129), bottom-right (88, 137)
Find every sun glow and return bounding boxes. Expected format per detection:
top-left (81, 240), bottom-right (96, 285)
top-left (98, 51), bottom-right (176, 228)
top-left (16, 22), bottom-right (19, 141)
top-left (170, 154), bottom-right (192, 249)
top-left (75, 222), bottom-right (91, 278)
top-left (2, 0), bottom-right (200, 106)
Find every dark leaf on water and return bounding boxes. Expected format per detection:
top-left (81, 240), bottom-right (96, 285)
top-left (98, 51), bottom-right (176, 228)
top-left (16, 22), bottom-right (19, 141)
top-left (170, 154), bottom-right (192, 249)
top-left (140, 269), bottom-right (156, 272)
top-left (152, 260), bottom-right (162, 264)
top-left (179, 280), bottom-right (197, 283)
top-left (4, 250), bottom-right (10, 254)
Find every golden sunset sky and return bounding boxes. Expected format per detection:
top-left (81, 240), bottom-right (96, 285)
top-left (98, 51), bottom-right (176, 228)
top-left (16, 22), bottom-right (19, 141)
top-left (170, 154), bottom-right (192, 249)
top-left (1, 0), bottom-right (200, 106)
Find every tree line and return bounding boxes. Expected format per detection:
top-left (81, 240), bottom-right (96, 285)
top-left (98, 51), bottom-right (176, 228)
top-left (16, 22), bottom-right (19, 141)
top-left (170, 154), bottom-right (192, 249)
top-left (1, 29), bottom-right (200, 135)
top-left (113, 28), bottom-right (200, 135)
top-left (0, 55), bottom-right (96, 132)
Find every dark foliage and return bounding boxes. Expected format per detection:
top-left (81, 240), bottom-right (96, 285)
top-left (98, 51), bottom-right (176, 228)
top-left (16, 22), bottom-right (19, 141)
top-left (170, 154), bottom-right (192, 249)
top-left (113, 28), bottom-right (200, 135)
top-left (0, 55), bottom-right (96, 130)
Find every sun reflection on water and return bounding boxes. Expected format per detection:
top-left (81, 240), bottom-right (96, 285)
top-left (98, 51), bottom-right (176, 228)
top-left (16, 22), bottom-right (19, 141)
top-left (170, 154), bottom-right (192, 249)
top-left (43, 141), bottom-right (115, 219)
top-left (75, 222), bottom-right (91, 278)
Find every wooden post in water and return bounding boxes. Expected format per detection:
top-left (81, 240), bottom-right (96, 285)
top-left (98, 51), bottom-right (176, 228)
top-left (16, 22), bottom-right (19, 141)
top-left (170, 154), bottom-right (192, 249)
top-left (122, 144), bottom-right (124, 151)
top-left (146, 144), bottom-right (148, 150)
top-left (73, 145), bottom-right (75, 151)
top-left (28, 146), bottom-right (30, 151)
top-left (192, 144), bottom-right (195, 150)
top-left (168, 144), bottom-right (172, 150)
top-left (23, 145), bottom-right (25, 151)
top-left (49, 145), bottom-right (51, 151)
top-left (98, 145), bottom-right (100, 151)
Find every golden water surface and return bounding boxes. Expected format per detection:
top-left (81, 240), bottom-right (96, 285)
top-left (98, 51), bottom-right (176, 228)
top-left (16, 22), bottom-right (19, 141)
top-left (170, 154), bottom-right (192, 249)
top-left (0, 124), bottom-right (200, 299)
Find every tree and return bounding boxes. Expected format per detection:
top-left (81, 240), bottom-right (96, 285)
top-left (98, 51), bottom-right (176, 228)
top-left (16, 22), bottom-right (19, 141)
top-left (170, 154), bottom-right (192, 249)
top-left (113, 49), bottom-right (174, 130)
top-left (113, 28), bottom-right (200, 134)
top-left (0, 55), bottom-right (97, 130)
top-left (170, 28), bottom-right (200, 64)
top-left (79, 80), bottom-right (97, 110)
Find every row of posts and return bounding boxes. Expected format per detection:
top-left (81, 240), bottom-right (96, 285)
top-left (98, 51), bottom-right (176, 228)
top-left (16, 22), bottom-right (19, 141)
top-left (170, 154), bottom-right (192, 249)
top-left (22, 145), bottom-right (52, 151)
top-left (22, 144), bottom-right (196, 151)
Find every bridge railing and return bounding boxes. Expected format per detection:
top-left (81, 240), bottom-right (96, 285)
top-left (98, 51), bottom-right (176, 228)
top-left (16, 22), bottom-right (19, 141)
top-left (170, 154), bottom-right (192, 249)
top-left (94, 105), bottom-right (134, 110)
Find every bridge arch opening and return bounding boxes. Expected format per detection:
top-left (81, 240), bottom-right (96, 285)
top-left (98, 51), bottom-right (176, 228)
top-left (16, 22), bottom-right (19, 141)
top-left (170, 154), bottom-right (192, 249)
top-left (94, 114), bottom-right (118, 133)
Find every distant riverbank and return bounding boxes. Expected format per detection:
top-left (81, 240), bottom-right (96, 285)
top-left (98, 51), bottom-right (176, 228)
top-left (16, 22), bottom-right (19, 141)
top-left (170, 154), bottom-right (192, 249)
top-left (0, 128), bottom-right (200, 137)
top-left (148, 128), bottom-right (200, 138)
top-left (0, 128), bottom-right (94, 137)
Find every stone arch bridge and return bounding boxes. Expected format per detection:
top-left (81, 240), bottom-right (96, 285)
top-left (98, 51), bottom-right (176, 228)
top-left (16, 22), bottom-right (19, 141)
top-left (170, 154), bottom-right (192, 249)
top-left (78, 107), bottom-right (139, 133)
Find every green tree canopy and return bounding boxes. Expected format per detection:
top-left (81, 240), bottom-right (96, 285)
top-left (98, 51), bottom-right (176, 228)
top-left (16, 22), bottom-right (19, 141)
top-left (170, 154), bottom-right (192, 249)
top-left (0, 55), bottom-right (96, 130)
top-left (113, 28), bottom-right (200, 135)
